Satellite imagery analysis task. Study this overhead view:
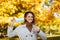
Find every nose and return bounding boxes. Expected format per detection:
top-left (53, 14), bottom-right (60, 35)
top-left (29, 17), bottom-right (33, 20)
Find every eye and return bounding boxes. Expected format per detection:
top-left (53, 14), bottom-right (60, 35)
top-left (28, 16), bottom-right (30, 18)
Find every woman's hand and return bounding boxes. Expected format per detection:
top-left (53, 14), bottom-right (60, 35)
top-left (10, 18), bottom-right (16, 26)
top-left (33, 27), bottom-right (40, 33)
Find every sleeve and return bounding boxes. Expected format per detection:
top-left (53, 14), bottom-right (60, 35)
top-left (7, 26), bottom-right (17, 37)
top-left (38, 30), bottom-right (47, 40)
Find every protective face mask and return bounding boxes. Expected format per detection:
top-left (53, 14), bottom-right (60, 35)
top-left (15, 18), bottom-right (24, 22)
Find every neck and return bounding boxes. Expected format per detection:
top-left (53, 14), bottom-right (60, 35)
top-left (26, 22), bottom-right (32, 28)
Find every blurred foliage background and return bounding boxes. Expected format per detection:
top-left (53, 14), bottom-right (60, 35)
top-left (0, 0), bottom-right (60, 37)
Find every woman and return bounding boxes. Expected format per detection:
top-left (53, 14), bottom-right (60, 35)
top-left (7, 11), bottom-right (47, 40)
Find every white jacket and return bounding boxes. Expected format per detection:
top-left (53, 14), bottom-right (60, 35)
top-left (7, 24), bottom-right (47, 40)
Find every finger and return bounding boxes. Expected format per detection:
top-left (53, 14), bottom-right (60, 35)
top-left (11, 18), bottom-right (15, 22)
top-left (11, 19), bottom-right (14, 22)
top-left (13, 18), bottom-right (15, 20)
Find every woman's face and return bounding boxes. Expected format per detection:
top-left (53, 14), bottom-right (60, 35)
top-left (25, 13), bottom-right (33, 23)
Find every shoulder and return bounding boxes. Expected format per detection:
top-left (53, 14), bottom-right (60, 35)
top-left (14, 24), bottom-right (26, 31)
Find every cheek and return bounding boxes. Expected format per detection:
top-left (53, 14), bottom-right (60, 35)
top-left (25, 18), bottom-right (29, 21)
top-left (31, 18), bottom-right (33, 20)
